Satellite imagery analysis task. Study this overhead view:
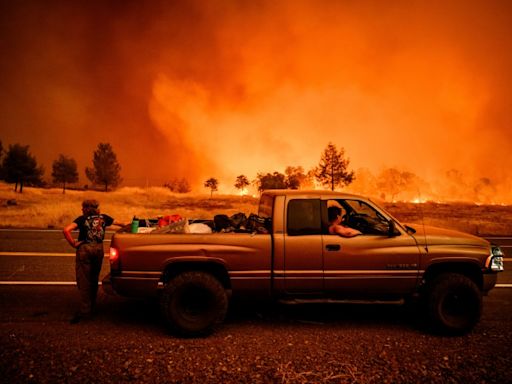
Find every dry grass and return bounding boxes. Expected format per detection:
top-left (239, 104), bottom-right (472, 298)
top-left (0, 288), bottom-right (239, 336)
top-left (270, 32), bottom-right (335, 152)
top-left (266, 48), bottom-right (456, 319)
top-left (1, 182), bottom-right (511, 235)
top-left (384, 201), bottom-right (512, 236)
top-left (0, 183), bottom-right (258, 229)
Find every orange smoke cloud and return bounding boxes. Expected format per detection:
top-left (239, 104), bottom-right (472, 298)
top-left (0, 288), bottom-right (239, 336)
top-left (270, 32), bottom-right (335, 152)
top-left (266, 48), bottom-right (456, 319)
top-left (1, 1), bottom-right (511, 200)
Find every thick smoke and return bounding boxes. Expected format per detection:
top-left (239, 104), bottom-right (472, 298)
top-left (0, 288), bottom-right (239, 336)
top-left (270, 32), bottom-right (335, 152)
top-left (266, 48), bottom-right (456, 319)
top-left (1, 1), bottom-right (511, 200)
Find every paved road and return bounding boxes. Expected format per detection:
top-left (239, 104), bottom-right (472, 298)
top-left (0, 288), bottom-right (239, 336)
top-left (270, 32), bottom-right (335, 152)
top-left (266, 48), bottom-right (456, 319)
top-left (0, 229), bottom-right (510, 285)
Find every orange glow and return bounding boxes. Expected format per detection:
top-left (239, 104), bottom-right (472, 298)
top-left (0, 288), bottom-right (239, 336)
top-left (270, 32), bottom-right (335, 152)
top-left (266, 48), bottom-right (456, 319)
top-left (1, 1), bottom-right (511, 202)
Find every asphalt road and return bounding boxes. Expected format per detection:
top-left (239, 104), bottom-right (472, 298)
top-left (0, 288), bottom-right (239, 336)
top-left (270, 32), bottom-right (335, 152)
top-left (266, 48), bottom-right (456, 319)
top-left (0, 229), bottom-right (511, 285)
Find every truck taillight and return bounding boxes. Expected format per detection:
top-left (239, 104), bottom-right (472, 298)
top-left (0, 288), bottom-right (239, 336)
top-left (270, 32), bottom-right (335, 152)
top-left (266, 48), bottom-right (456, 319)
top-left (109, 247), bottom-right (120, 270)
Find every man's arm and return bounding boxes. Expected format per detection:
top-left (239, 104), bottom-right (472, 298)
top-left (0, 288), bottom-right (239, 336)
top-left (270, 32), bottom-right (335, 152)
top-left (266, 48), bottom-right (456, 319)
top-left (63, 222), bottom-right (80, 248)
top-left (333, 224), bottom-right (362, 237)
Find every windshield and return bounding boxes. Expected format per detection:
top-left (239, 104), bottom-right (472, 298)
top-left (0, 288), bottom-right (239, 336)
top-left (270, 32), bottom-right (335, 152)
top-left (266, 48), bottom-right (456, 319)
top-left (368, 198), bottom-right (406, 232)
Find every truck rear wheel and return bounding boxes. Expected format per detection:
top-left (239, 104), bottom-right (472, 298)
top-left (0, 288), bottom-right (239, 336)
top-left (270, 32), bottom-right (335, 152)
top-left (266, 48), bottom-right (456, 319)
top-left (426, 273), bottom-right (482, 335)
top-left (160, 271), bottom-right (228, 337)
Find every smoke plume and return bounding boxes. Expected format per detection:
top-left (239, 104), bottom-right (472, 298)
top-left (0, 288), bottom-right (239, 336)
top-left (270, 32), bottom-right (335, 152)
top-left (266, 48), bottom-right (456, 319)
top-left (1, 1), bottom-right (511, 200)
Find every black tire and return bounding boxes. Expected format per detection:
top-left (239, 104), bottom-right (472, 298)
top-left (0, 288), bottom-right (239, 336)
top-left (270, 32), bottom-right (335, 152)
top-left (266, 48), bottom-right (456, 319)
top-left (426, 273), bottom-right (482, 335)
top-left (160, 271), bottom-right (228, 337)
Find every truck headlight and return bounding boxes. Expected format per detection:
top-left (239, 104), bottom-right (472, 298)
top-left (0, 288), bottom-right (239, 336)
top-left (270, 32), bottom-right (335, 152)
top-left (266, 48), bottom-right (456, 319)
top-left (486, 246), bottom-right (504, 272)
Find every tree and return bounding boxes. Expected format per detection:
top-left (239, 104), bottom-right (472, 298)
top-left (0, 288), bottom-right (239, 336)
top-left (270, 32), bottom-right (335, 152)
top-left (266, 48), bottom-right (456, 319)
top-left (348, 168), bottom-right (378, 196)
top-left (315, 143), bottom-right (354, 191)
top-left (376, 168), bottom-right (417, 202)
top-left (85, 143), bottom-right (122, 191)
top-left (284, 166), bottom-right (307, 189)
top-left (52, 154), bottom-right (79, 194)
top-left (2, 144), bottom-right (44, 193)
top-left (234, 175), bottom-right (250, 194)
top-left (474, 177), bottom-right (496, 204)
top-left (256, 172), bottom-right (287, 192)
top-left (164, 178), bottom-right (191, 193)
top-left (440, 169), bottom-right (469, 201)
top-left (204, 177), bottom-right (219, 198)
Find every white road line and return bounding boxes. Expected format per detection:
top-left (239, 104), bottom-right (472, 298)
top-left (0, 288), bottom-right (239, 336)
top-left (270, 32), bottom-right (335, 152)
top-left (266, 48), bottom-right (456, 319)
top-left (0, 252), bottom-right (110, 257)
top-left (0, 229), bottom-right (116, 234)
top-left (0, 252), bottom-right (75, 257)
top-left (0, 281), bottom-right (78, 285)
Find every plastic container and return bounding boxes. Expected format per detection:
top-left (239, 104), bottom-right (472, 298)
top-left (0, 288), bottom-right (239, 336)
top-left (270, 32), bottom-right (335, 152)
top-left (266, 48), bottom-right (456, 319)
top-left (131, 218), bottom-right (139, 233)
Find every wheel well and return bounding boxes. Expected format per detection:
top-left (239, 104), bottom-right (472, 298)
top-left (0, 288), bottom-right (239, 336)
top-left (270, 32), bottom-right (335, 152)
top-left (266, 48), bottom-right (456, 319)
top-left (422, 263), bottom-right (483, 290)
top-left (162, 262), bottom-right (231, 290)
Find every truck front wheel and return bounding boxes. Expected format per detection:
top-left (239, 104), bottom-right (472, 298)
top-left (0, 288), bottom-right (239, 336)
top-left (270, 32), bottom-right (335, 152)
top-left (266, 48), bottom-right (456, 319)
top-left (426, 273), bottom-right (482, 335)
top-left (160, 271), bottom-right (228, 337)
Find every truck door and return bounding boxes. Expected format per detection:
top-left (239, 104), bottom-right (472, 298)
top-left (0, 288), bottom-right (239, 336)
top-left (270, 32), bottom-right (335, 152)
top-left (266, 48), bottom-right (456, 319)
top-left (283, 198), bottom-right (323, 293)
top-left (322, 199), bottom-right (421, 297)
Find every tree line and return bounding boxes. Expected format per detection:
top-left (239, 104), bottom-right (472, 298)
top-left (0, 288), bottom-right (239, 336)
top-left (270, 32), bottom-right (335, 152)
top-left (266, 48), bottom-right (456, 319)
top-left (0, 139), bottom-right (356, 196)
top-left (203, 142), bottom-right (354, 196)
top-left (6, 138), bottom-right (482, 202)
top-left (0, 141), bottom-right (122, 193)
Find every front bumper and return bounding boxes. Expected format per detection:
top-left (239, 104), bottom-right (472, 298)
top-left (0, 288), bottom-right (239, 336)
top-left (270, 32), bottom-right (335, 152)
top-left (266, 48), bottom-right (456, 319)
top-left (482, 272), bottom-right (499, 294)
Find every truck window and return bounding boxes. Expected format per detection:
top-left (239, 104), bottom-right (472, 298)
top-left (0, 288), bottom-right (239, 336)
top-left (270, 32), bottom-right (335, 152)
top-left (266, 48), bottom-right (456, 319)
top-left (287, 199), bottom-right (322, 236)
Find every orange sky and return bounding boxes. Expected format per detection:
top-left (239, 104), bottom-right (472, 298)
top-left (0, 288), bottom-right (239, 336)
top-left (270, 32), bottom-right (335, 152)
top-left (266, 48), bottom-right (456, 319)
top-left (1, 1), bottom-right (511, 199)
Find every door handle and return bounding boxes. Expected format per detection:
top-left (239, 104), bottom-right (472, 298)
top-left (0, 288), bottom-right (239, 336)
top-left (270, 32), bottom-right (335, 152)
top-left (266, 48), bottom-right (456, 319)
top-left (326, 244), bottom-right (341, 251)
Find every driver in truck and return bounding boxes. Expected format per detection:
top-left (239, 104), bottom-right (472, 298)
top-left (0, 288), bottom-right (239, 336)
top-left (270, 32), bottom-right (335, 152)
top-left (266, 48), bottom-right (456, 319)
top-left (328, 205), bottom-right (362, 237)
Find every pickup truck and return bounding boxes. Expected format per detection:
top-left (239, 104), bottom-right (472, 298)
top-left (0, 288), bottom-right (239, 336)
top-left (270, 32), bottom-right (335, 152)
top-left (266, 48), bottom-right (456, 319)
top-left (103, 190), bottom-right (504, 336)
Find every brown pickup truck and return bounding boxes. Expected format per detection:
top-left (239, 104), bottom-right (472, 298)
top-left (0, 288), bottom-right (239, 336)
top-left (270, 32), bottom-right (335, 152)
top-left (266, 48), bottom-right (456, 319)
top-left (103, 190), bottom-right (504, 336)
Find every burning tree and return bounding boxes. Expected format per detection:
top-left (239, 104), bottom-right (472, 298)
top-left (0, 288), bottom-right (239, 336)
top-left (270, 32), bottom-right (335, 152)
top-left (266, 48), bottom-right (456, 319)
top-left (474, 177), bottom-right (496, 204)
top-left (234, 175), bottom-right (250, 194)
top-left (164, 178), bottom-right (191, 193)
top-left (376, 168), bottom-right (418, 202)
top-left (315, 143), bottom-right (354, 191)
top-left (347, 168), bottom-right (378, 196)
top-left (204, 177), bottom-right (219, 198)
top-left (85, 143), bottom-right (122, 191)
top-left (255, 172), bottom-right (287, 192)
top-left (52, 154), bottom-right (78, 194)
top-left (285, 166), bottom-right (307, 189)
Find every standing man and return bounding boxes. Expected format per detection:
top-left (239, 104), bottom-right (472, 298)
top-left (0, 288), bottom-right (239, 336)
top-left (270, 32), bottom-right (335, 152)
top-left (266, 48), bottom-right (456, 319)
top-left (63, 199), bottom-right (123, 324)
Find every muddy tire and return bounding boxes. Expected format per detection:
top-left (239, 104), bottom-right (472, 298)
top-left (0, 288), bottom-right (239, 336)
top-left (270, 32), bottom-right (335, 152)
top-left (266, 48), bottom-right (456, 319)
top-left (160, 271), bottom-right (228, 337)
top-left (426, 273), bottom-right (482, 335)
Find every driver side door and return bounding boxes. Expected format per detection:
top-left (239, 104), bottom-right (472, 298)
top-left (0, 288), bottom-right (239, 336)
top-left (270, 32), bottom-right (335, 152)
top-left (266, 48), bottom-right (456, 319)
top-left (322, 199), bottom-right (421, 297)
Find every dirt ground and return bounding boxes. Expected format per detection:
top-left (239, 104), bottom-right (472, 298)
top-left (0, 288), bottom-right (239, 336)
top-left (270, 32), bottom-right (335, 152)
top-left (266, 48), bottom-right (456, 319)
top-left (1, 286), bottom-right (511, 384)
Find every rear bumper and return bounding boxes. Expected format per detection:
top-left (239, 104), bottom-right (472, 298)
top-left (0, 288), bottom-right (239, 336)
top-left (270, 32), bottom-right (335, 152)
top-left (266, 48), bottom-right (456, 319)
top-left (102, 273), bottom-right (160, 298)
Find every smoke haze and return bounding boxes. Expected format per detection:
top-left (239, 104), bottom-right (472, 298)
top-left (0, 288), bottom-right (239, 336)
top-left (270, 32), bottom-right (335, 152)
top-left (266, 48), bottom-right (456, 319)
top-left (1, 1), bottom-right (511, 199)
